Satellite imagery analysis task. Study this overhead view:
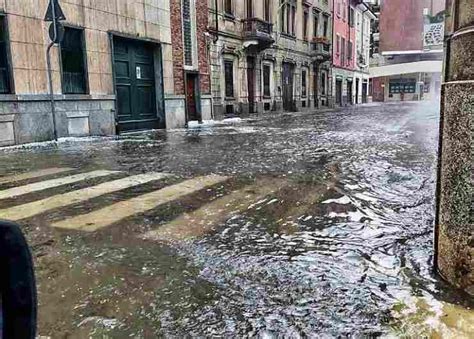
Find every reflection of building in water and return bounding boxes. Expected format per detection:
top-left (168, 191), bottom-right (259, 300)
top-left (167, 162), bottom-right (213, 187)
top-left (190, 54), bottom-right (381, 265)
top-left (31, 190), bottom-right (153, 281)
top-left (369, 0), bottom-right (446, 102)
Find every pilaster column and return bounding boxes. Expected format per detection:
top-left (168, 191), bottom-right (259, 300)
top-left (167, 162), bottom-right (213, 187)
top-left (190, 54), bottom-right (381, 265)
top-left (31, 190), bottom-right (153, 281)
top-left (436, 0), bottom-right (474, 295)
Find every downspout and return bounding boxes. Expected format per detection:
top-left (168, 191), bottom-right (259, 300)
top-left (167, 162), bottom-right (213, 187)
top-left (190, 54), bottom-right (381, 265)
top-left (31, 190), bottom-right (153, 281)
top-left (210, 0), bottom-right (219, 120)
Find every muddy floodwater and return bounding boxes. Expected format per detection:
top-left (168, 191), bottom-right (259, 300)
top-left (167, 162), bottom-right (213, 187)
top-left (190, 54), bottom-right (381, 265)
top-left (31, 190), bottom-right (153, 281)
top-left (0, 102), bottom-right (472, 337)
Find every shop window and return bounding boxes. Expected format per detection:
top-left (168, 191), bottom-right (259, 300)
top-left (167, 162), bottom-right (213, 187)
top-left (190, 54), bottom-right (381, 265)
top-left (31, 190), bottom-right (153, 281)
top-left (224, 60), bottom-right (234, 98)
top-left (389, 79), bottom-right (416, 94)
top-left (0, 16), bottom-right (11, 94)
top-left (61, 27), bottom-right (87, 94)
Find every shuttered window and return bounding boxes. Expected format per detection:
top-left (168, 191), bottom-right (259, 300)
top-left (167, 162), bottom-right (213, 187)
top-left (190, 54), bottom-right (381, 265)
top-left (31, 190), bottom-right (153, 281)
top-left (224, 60), bottom-right (234, 98)
top-left (183, 0), bottom-right (193, 66)
top-left (61, 27), bottom-right (87, 94)
top-left (0, 17), bottom-right (11, 94)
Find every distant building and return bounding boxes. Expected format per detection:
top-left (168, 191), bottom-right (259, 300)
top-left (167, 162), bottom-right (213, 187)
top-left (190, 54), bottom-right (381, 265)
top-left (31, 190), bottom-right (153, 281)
top-left (369, 0), bottom-right (446, 102)
top-left (208, 0), bottom-right (333, 117)
top-left (332, 0), bottom-right (375, 106)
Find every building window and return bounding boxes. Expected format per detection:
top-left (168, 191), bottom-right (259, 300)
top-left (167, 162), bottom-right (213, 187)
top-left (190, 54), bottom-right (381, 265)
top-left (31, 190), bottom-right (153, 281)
top-left (264, 0), bottom-right (271, 22)
top-left (246, 0), bottom-right (253, 18)
top-left (0, 16), bottom-right (11, 94)
top-left (301, 69), bottom-right (307, 97)
top-left (323, 15), bottom-right (329, 37)
top-left (303, 10), bottom-right (308, 41)
top-left (280, 0), bottom-right (296, 35)
top-left (263, 64), bottom-right (271, 97)
top-left (313, 12), bottom-right (319, 38)
top-left (341, 37), bottom-right (345, 62)
top-left (321, 72), bottom-right (326, 95)
top-left (182, 0), bottom-right (196, 67)
top-left (225, 0), bottom-right (233, 15)
top-left (61, 27), bottom-right (87, 94)
top-left (349, 8), bottom-right (355, 27)
top-left (348, 40), bottom-right (353, 61)
top-left (336, 35), bottom-right (340, 54)
top-left (224, 60), bottom-right (234, 98)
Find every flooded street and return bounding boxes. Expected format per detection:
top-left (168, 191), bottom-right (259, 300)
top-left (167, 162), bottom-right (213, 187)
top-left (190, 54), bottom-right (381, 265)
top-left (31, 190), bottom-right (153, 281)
top-left (0, 102), bottom-right (472, 337)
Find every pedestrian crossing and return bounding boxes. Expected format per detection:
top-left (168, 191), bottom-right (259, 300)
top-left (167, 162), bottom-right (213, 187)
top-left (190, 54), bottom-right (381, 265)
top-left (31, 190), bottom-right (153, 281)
top-left (0, 167), bottom-right (74, 185)
top-left (142, 178), bottom-right (286, 242)
top-left (0, 166), bottom-right (291, 239)
top-left (51, 174), bottom-right (229, 232)
top-left (0, 172), bottom-right (171, 221)
top-left (0, 170), bottom-right (119, 200)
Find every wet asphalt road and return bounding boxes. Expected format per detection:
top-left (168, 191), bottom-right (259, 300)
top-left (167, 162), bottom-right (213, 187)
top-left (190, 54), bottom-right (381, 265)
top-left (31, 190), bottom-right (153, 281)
top-left (0, 101), bottom-right (472, 337)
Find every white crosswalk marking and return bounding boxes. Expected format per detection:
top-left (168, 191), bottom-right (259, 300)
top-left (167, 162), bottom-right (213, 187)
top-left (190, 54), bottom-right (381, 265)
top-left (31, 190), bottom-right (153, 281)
top-left (0, 170), bottom-right (119, 200)
top-left (0, 168), bottom-right (74, 185)
top-left (0, 172), bottom-right (172, 221)
top-left (52, 174), bottom-right (229, 232)
top-left (142, 178), bottom-right (287, 242)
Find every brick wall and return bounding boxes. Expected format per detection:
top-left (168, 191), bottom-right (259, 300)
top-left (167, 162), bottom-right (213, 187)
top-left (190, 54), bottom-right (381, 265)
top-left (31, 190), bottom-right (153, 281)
top-left (196, 0), bottom-right (210, 94)
top-left (170, 0), bottom-right (210, 96)
top-left (170, 0), bottom-right (185, 95)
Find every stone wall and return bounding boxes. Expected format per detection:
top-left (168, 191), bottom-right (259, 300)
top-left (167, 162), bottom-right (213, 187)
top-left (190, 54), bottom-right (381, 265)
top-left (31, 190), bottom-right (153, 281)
top-left (436, 0), bottom-right (474, 295)
top-left (0, 0), bottom-right (175, 145)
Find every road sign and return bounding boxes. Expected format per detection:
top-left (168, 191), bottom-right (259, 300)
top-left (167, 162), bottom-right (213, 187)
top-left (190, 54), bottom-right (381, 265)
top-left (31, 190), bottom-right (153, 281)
top-left (44, 0), bottom-right (66, 22)
top-left (48, 22), bottom-right (65, 43)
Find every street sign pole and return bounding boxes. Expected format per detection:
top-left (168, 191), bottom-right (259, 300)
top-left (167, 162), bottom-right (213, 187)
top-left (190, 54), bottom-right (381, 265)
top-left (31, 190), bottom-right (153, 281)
top-left (46, 0), bottom-right (59, 141)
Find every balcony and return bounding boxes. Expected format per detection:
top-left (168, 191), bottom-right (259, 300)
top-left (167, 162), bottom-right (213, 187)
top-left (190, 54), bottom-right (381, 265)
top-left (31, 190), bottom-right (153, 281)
top-left (242, 18), bottom-right (274, 51)
top-left (310, 37), bottom-right (331, 62)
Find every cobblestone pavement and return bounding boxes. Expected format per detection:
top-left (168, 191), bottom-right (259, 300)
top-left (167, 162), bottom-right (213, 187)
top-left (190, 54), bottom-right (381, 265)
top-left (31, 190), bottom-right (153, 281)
top-left (1, 101), bottom-right (473, 337)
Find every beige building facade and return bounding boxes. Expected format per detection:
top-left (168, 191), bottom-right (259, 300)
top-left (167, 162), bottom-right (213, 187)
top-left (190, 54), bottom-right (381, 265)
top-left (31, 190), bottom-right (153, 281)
top-left (0, 0), bottom-right (196, 146)
top-left (208, 0), bottom-right (333, 117)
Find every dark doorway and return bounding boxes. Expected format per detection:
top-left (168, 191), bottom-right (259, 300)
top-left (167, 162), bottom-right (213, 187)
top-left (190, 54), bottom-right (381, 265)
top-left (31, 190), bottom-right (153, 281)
top-left (185, 73), bottom-right (201, 122)
top-left (335, 79), bottom-right (342, 106)
top-left (362, 82), bottom-right (368, 103)
top-left (247, 57), bottom-right (255, 113)
top-left (347, 80), bottom-right (353, 105)
top-left (282, 62), bottom-right (294, 111)
top-left (114, 37), bottom-right (160, 132)
top-left (355, 78), bottom-right (360, 104)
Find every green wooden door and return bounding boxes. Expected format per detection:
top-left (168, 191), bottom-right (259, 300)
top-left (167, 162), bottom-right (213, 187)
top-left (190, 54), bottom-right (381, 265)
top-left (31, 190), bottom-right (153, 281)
top-left (114, 38), bottom-right (159, 132)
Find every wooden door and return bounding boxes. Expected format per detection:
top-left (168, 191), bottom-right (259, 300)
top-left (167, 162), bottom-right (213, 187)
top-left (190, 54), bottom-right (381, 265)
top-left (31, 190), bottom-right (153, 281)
top-left (186, 74), bottom-right (200, 121)
top-left (114, 37), bottom-right (158, 132)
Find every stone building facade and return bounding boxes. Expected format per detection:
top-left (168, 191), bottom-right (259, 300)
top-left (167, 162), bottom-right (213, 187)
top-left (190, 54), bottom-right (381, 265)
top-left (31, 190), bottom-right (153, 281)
top-left (0, 0), bottom-right (212, 147)
top-left (208, 0), bottom-right (333, 118)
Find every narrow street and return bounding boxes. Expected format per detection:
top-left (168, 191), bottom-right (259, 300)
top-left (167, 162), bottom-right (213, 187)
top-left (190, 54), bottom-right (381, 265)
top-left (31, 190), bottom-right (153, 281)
top-left (0, 102), bottom-right (472, 337)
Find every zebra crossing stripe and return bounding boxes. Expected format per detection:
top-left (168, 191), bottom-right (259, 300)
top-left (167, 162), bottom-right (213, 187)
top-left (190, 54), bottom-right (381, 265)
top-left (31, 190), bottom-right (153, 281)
top-left (0, 170), bottom-right (119, 200)
top-left (51, 174), bottom-right (229, 232)
top-left (142, 178), bottom-right (287, 242)
top-left (0, 172), bottom-right (172, 221)
top-left (0, 168), bottom-right (74, 185)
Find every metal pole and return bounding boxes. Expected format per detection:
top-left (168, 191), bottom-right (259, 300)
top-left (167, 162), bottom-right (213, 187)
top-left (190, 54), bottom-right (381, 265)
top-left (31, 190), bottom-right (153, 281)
top-left (46, 0), bottom-right (58, 141)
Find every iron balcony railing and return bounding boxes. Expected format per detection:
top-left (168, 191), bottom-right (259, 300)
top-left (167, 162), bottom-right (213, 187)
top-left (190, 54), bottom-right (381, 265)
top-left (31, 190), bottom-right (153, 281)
top-left (242, 18), bottom-right (273, 39)
top-left (310, 38), bottom-right (331, 61)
